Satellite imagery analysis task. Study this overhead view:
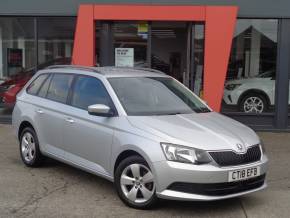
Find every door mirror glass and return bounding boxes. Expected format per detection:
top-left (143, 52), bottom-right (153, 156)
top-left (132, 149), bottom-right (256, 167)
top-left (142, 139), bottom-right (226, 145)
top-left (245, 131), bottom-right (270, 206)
top-left (88, 104), bottom-right (113, 117)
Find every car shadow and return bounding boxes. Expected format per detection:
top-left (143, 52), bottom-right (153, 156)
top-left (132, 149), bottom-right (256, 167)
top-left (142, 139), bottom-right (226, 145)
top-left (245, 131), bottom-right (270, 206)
top-left (42, 157), bottom-right (247, 213)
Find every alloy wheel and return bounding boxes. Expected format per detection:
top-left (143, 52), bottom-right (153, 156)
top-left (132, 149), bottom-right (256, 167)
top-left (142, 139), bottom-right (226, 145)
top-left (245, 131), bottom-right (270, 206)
top-left (21, 132), bottom-right (36, 162)
top-left (120, 163), bottom-right (155, 203)
top-left (243, 96), bottom-right (264, 113)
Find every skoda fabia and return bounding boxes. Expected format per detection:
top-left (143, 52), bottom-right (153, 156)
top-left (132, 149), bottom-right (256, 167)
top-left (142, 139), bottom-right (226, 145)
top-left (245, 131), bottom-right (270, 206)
top-left (12, 66), bottom-right (268, 209)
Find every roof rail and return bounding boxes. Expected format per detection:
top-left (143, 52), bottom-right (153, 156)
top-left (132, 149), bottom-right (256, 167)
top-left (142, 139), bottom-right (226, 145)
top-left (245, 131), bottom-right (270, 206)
top-left (133, 67), bottom-right (166, 75)
top-left (111, 66), bottom-right (165, 75)
top-left (46, 65), bottom-right (103, 74)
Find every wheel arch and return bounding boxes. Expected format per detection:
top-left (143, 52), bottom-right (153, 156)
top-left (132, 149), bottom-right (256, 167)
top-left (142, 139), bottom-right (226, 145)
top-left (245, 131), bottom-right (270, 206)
top-left (113, 150), bottom-right (143, 173)
top-left (238, 89), bottom-right (271, 107)
top-left (18, 120), bottom-right (35, 140)
top-left (112, 145), bottom-right (156, 177)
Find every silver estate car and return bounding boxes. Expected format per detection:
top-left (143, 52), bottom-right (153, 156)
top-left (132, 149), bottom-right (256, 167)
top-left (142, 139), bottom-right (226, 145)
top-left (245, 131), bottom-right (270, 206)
top-left (12, 66), bottom-right (268, 209)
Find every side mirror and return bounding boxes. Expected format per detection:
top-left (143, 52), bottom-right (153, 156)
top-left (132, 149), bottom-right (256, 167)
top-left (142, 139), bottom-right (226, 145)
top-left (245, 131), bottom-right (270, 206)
top-left (88, 104), bottom-right (114, 117)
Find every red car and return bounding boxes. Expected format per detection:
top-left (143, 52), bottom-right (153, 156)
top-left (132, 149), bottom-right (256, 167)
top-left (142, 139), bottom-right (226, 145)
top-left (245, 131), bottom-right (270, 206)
top-left (1, 76), bottom-right (31, 107)
top-left (0, 58), bottom-right (71, 108)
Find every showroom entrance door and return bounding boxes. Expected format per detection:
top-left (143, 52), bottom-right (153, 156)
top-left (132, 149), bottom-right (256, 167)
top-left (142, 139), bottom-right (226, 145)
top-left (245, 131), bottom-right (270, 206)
top-left (98, 21), bottom-right (205, 96)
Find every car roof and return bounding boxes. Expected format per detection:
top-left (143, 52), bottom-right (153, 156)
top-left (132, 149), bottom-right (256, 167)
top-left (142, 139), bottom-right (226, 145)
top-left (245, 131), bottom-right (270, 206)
top-left (44, 65), bottom-right (169, 78)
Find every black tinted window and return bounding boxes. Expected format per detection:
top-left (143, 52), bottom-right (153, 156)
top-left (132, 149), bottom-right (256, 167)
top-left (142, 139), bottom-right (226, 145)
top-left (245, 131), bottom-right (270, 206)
top-left (71, 76), bottom-right (112, 110)
top-left (27, 74), bottom-right (48, 95)
top-left (38, 74), bottom-right (51, 97)
top-left (47, 74), bottom-right (73, 103)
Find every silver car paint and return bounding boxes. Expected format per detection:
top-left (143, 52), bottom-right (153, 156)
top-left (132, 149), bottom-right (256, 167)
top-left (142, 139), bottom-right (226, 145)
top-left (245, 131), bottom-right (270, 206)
top-left (12, 67), bottom-right (268, 201)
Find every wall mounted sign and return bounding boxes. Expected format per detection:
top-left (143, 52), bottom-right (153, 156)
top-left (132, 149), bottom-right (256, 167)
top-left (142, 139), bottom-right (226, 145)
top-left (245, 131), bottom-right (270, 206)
top-left (115, 48), bottom-right (134, 67)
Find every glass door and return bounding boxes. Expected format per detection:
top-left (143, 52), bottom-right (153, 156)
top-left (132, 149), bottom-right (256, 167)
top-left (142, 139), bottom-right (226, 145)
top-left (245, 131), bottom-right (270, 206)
top-left (151, 22), bottom-right (188, 82)
top-left (189, 23), bottom-right (205, 97)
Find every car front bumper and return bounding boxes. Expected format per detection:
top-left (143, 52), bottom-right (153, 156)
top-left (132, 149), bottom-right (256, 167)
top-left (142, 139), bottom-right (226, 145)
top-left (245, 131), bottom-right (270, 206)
top-left (223, 89), bottom-right (241, 105)
top-left (153, 154), bottom-right (268, 201)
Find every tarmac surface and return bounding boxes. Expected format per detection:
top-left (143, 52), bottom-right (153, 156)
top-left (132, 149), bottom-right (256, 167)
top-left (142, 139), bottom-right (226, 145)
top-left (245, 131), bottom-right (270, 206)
top-left (0, 124), bottom-right (289, 217)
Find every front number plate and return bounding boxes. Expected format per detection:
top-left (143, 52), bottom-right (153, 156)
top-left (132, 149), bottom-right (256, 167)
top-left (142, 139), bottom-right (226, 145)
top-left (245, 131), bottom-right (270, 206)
top-left (228, 166), bottom-right (260, 182)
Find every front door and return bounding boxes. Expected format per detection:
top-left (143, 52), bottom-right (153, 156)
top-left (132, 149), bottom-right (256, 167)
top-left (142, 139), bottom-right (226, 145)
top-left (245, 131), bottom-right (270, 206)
top-left (62, 75), bottom-right (115, 176)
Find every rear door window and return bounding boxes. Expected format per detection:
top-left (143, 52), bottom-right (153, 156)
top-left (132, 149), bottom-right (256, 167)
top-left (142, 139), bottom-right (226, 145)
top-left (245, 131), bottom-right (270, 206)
top-left (46, 74), bottom-right (74, 103)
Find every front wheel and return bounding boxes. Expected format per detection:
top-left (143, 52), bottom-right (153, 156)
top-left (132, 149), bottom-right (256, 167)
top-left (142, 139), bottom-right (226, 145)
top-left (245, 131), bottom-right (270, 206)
top-left (114, 155), bottom-right (157, 209)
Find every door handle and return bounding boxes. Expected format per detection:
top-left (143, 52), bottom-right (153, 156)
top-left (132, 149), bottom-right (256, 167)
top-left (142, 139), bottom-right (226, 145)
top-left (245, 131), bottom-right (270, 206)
top-left (65, 117), bottom-right (74, 124)
top-left (36, 109), bottom-right (44, 114)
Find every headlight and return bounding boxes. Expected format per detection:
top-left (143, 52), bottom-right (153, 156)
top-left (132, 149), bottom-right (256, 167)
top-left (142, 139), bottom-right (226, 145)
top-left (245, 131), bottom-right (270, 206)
top-left (8, 84), bottom-right (16, 90)
top-left (225, 84), bottom-right (241, 90)
top-left (160, 143), bottom-right (212, 164)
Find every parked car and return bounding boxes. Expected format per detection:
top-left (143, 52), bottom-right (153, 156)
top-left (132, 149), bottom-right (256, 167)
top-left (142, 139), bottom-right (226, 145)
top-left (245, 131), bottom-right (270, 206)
top-left (12, 66), bottom-right (268, 209)
top-left (0, 58), bottom-right (71, 107)
top-left (223, 71), bottom-right (276, 113)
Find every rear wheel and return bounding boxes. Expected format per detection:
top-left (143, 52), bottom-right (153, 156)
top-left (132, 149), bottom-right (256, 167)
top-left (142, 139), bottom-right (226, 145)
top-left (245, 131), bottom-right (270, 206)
top-left (114, 155), bottom-right (157, 209)
top-left (19, 127), bottom-right (44, 167)
top-left (240, 93), bottom-right (268, 113)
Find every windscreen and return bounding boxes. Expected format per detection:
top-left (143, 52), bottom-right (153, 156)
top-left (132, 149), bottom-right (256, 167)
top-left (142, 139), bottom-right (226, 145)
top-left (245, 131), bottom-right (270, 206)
top-left (109, 77), bottom-right (211, 116)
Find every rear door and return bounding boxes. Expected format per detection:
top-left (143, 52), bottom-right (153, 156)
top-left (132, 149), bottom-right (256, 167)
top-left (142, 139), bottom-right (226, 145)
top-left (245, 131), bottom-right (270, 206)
top-left (62, 75), bottom-right (116, 176)
top-left (34, 73), bottom-right (74, 157)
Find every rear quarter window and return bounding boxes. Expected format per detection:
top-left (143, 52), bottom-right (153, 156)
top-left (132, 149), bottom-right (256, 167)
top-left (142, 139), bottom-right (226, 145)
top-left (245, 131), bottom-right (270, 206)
top-left (26, 74), bottom-right (48, 95)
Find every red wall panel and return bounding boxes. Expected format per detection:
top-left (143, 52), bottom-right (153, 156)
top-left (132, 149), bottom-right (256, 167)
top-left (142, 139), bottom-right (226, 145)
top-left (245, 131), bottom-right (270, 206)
top-left (72, 4), bottom-right (95, 66)
top-left (204, 7), bottom-right (238, 111)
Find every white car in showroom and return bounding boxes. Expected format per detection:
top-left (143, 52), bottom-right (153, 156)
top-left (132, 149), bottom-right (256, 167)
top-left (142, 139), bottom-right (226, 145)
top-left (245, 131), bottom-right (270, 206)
top-left (223, 71), bottom-right (277, 113)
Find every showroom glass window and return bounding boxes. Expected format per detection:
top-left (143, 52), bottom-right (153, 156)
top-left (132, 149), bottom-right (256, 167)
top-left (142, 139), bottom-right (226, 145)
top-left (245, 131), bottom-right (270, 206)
top-left (0, 17), bottom-right (36, 116)
top-left (113, 22), bottom-right (149, 67)
top-left (222, 19), bottom-right (278, 114)
top-left (37, 17), bottom-right (76, 69)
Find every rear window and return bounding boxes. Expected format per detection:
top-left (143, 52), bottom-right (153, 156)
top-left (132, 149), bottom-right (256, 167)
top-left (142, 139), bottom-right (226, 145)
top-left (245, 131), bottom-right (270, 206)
top-left (26, 74), bottom-right (48, 95)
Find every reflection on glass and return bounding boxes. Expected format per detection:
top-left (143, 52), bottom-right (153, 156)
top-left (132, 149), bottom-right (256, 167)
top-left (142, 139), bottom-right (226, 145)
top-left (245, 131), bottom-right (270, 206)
top-left (0, 17), bottom-right (36, 117)
top-left (113, 22), bottom-right (148, 67)
top-left (37, 17), bottom-right (76, 68)
top-left (151, 22), bottom-right (187, 82)
top-left (222, 19), bottom-right (278, 114)
top-left (191, 24), bottom-right (205, 97)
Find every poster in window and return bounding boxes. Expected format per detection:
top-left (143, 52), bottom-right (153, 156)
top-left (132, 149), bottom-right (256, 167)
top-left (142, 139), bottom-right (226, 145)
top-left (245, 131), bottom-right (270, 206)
top-left (7, 48), bottom-right (23, 68)
top-left (115, 48), bottom-right (134, 67)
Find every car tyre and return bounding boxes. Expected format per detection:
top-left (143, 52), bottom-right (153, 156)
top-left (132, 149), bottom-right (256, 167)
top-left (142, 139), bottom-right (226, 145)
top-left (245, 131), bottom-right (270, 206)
top-left (240, 93), bottom-right (268, 113)
top-left (19, 127), bottom-right (44, 167)
top-left (114, 155), bottom-right (158, 209)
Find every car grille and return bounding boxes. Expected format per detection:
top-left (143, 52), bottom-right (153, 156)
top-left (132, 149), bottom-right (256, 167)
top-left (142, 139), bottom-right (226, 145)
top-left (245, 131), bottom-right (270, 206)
top-left (167, 174), bottom-right (265, 196)
top-left (209, 145), bottom-right (262, 167)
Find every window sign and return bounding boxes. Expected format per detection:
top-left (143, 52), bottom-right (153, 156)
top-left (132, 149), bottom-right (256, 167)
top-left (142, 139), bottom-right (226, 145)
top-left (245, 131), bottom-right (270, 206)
top-left (137, 23), bottom-right (148, 39)
top-left (115, 48), bottom-right (134, 67)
